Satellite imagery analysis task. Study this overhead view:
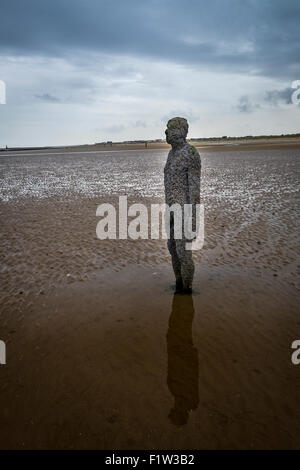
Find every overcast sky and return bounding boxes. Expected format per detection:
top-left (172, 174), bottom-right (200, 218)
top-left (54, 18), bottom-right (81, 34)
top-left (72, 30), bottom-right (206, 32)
top-left (0, 0), bottom-right (299, 146)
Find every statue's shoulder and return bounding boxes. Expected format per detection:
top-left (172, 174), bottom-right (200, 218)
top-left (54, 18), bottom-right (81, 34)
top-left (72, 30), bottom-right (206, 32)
top-left (185, 143), bottom-right (200, 159)
top-left (187, 143), bottom-right (199, 154)
top-left (185, 143), bottom-right (201, 171)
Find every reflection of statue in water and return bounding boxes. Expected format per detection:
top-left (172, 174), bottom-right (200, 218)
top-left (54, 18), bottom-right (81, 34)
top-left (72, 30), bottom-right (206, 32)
top-left (167, 293), bottom-right (199, 426)
top-left (164, 117), bottom-right (201, 293)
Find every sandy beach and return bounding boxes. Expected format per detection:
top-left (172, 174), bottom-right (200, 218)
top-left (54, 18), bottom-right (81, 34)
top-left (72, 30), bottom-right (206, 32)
top-left (2, 136), bottom-right (300, 155)
top-left (0, 144), bottom-right (300, 449)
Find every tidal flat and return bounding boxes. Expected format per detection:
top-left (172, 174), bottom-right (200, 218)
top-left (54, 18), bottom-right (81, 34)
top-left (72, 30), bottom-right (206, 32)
top-left (0, 146), bottom-right (299, 449)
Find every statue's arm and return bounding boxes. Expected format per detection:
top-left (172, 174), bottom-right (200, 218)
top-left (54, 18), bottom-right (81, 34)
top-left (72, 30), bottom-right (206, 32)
top-left (187, 148), bottom-right (201, 233)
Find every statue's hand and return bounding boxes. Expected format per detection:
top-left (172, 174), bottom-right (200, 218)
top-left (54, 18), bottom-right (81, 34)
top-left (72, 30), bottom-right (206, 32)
top-left (184, 215), bottom-right (197, 240)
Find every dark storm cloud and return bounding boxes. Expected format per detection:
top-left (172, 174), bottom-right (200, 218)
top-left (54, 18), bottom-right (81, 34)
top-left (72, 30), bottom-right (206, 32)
top-left (0, 0), bottom-right (299, 79)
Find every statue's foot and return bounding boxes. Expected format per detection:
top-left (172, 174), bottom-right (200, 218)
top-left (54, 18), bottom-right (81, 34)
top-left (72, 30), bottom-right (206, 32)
top-left (181, 285), bottom-right (193, 295)
top-left (175, 279), bottom-right (183, 293)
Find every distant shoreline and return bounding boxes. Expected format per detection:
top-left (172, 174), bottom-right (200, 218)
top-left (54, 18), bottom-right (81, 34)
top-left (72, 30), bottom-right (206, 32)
top-left (1, 136), bottom-right (300, 154)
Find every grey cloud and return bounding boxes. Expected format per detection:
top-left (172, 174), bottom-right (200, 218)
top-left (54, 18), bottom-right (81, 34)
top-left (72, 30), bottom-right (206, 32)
top-left (264, 87), bottom-right (293, 105)
top-left (0, 0), bottom-right (299, 79)
top-left (237, 95), bottom-right (260, 113)
top-left (35, 93), bottom-right (61, 103)
top-left (236, 87), bottom-right (296, 113)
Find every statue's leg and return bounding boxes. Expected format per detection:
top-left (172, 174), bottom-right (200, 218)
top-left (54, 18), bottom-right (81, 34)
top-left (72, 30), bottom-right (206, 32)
top-left (167, 215), bottom-right (182, 290)
top-left (175, 239), bottom-right (194, 292)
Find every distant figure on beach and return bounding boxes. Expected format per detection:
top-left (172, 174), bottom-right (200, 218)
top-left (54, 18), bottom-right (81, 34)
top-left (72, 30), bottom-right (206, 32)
top-left (164, 117), bottom-right (201, 293)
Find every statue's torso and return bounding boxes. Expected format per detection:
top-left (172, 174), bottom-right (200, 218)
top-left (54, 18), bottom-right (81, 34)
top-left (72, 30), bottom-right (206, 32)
top-left (164, 143), bottom-right (199, 206)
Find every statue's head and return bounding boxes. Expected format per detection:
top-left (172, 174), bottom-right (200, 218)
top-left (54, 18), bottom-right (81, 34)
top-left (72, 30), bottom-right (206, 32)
top-left (165, 117), bottom-right (188, 146)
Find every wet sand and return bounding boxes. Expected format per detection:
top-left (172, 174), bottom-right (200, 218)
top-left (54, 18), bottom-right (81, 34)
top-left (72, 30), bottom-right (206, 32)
top-left (0, 147), bottom-right (300, 449)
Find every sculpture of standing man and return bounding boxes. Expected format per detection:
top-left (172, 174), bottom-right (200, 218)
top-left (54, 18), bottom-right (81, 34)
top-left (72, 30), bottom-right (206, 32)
top-left (164, 117), bottom-right (201, 293)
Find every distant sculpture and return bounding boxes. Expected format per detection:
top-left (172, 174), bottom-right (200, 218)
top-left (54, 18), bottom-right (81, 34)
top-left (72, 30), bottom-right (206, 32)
top-left (164, 117), bottom-right (201, 293)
